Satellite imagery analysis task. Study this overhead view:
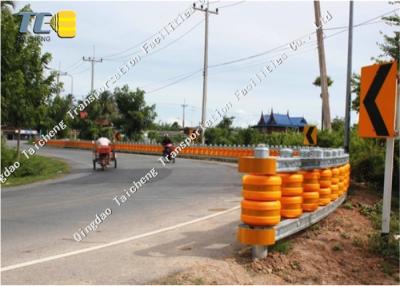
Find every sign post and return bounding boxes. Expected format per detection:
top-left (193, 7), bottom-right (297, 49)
top-left (359, 61), bottom-right (398, 235)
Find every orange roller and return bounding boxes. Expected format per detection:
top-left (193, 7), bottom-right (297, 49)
top-left (303, 191), bottom-right (319, 201)
top-left (241, 200), bottom-right (281, 226)
top-left (280, 173), bottom-right (303, 196)
top-left (319, 187), bottom-right (331, 196)
top-left (303, 170), bottom-right (320, 181)
top-left (279, 173), bottom-right (303, 218)
top-left (281, 208), bottom-right (303, 218)
top-left (302, 203), bottom-right (319, 212)
top-left (281, 187), bottom-right (303, 196)
top-left (331, 177), bottom-right (339, 184)
top-left (320, 169), bottom-right (332, 178)
top-left (281, 196), bottom-right (303, 218)
top-left (338, 182), bottom-right (344, 196)
top-left (319, 187), bottom-right (331, 206)
top-left (330, 184), bottom-right (339, 200)
top-left (238, 157), bottom-right (277, 175)
top-left (303, 183), bottom-right (320, 192)
top-left (303, 170), bottom-right (320, 199)
top-left (281, 196), bottom-right (303, 205)
top-left (320, 180), bottom-right (331, 188)
top-left (242, 175), bottom-right (281, 201)
top-left (302, 191), bottom-right (319, 212)
top-left (237, 225), bottom-right (276, 246)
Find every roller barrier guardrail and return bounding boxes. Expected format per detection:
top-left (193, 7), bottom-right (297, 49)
top-left (237, 146), bottom-right (350, 259)
top-left (44, 140), bottom-right (350, 259)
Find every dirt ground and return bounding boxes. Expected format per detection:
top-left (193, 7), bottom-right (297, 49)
top-left (157, 187), bottom-right (400, 285)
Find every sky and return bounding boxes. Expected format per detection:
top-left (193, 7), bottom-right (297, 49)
top-left (16, 0), bottom-right (399, 128)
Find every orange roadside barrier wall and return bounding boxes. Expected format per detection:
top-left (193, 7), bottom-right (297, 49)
top-left (44, 140), bottom-right (254, 158)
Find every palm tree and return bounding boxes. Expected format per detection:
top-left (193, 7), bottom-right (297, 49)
top-left (313, 76), bottom-right (333, 130)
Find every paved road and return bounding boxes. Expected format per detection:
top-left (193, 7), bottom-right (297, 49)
top-left (1, 142), bottom-right (242, 284)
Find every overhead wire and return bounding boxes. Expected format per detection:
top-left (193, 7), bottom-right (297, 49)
top-left (141, 8), bottom-right (398, 94)
top-left (105, 18), bottom-right (205, 63)
top-left (214, 1), bottom-right (246, 9)
top-left (100, 4), bottom-right (201, 60)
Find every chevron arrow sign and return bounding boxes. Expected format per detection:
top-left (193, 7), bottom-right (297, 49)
top-left (359, 62), bottom-right (397, 138)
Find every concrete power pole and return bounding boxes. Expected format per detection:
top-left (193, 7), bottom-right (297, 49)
top-left (314, 0), bottom-right (331, 131)
top-left (344, 1), bottom-right (354, 153)
top-left (83, 46), bottom-right (103, 93)
top-left (193, 1), bottom-right (218, 144)
top-left (181, 99), bottom-right (188, 128)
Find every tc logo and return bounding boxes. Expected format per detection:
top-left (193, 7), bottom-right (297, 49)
top-left (18, 10), bottom-right (76, 38)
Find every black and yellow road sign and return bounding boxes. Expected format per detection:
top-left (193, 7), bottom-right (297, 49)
top-left (304, 125), bottom-right (317, 145)
top-left (359, 61), bottom-right (397, 138)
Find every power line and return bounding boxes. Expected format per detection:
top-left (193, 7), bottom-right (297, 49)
top-left (71, 66), bottom-right (91, 75)
top-left (146, 69), bottom-right (202, 94)
top-left (215, 1), bottom-right (246, 9)
top-left (104, 18), bottom-right (204, 63)
top-left (141, 8), bottom-right (398, 95)
top-left (100, 3), bottom-right (199, 60)
top-left (65, 60), bottom-right (85, 73)
top-left (63, 59), bottom-right (83, 71)
top-left (141, 68), bottom-right (202, 89)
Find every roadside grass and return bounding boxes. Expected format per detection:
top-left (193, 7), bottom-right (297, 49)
top-left (357, 201), bottom-right (400, 265)
top-left (270, 240), bottom-right (292, 254)
top-left (2, 155), bottom-right (70, 187)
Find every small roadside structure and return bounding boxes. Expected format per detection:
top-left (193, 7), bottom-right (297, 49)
top-left (252, 110), bottom-right (307, 133)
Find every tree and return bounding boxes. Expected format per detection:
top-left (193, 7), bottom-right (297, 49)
top-left (351, 2), bottom-right (399, 112)
top-left (312, 76), bottom-right (334, 87)
top-left (170, 121), bottom-right (181, 130)
top-left (43, 94), bottom-right (73, 138)
top-left (350, 73), bottom-right (361, 112)
top-left (71, 91), bottom-right (117, 140)
top-left (216, 116), bottom-right (234, 129)
top-left (114, 85), bottom-right (156, 140)
top-left (1, 4), bottom-right (57, 158)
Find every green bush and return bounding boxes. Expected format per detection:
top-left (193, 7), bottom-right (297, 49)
top-left (1, 137), bottom-right (65, 179)
top-left (1, 137), bottom-right (17, 170)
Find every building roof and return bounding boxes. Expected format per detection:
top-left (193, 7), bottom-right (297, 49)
top-left (256, 111), bottom-right (307, 128)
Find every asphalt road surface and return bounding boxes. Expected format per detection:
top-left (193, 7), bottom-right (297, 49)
top-left (1, 142), bottom-right (242, 284)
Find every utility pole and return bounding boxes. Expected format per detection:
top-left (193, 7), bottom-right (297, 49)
top-left (181, 99), bottom-right (188, 128)
top-left (193, 1), bottom-right (218, 144)
top-left (343, 0), bottom-right (354, 153)
top-left (83, 46), bottom-right (103, 93)
top-left (60, 72), bottom-right (74, 96)
top-left (314, 0), bottom-right (331, 131)
top-left (344, 0), bottom-right (354, 153)
top-left (56, 62), bottom-right (61, 96)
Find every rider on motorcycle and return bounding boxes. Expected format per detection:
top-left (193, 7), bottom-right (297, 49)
top-left (161, 134), bottom-right (175, 162)
top-left (96, 136), bottom-right (111, 147)
top-left (161, 134), bottom-right (172, 147)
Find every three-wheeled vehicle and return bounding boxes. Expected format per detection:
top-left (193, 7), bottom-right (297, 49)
top-left (93, 144), bottom-right (117, 171)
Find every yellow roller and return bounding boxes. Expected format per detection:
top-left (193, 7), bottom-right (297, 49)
top-left (238, 156), bottom-right (277, 175)
top-left (242, 175), bottom-right (281, 201)
top-left (319, 187), bottom-right (331, 205)
top-left (237, 225), bottom-right (276, 246)
top-left (241, 200), bottom-right (281, 226)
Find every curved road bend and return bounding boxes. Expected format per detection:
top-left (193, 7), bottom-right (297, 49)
top-left (2, 143), bottom-right (242, 284)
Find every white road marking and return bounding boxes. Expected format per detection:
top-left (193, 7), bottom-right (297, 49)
top-left (1, 205), bottom-right (240, 272)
